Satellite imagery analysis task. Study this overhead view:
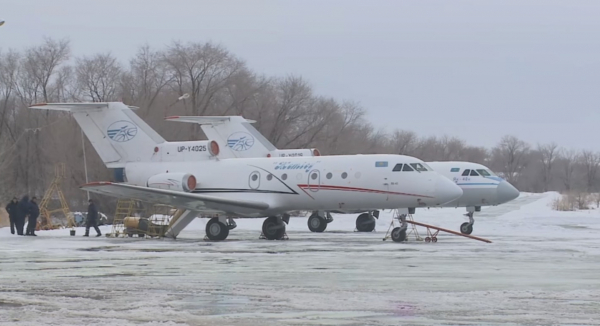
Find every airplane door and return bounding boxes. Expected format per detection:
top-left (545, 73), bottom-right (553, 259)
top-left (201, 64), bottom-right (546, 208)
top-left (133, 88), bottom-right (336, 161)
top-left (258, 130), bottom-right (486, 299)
top-left (307, 169), bottom-right (321, 192)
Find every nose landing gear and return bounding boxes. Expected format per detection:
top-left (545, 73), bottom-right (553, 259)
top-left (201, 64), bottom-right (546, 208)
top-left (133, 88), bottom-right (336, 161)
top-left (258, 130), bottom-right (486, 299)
top-left (460, 206), bottom-right (479, 235)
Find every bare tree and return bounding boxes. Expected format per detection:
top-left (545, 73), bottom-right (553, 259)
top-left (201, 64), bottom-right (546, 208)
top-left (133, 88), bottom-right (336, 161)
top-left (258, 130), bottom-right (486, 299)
top-left (559, 149), bottom-right (577, 192)
top-left (124, 45), bottom-right (173, 110)
top-left (75, 53), bottom-right (123, 102)
top-left (17, 37), bottom-right (70, 103)
top-left (440, 136), bottom-right (466, 161)
top-left (579, 150), bottom-right (600, 192)
top-left (389, 130), bottom-right (418, 156)
top-left (263, 75), bottom-right (312, 146)
top-left (163, 41), bottom-right (245, 136)
top-left (537, 142), bottom-right (558, 192)
top-left (492, 135), bottom-right (530, 185)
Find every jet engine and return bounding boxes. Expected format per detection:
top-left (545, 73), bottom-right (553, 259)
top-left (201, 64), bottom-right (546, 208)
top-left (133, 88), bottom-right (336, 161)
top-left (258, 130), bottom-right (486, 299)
top-left (147, 172), bottom-right (197, 192)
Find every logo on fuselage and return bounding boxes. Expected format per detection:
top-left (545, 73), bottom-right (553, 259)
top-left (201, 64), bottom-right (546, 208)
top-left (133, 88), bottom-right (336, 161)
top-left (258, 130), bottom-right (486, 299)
top-left (227, 132), bottom-right (255, 151)
top-left (274, 161), bottom-right (320, 172)
top-left (107, 120), bottom-right (138, 142)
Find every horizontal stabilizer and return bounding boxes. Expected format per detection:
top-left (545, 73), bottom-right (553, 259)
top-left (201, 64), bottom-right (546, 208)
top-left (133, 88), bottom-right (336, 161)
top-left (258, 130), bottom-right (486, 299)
top-left (30, 102), bottom-right (139, 111)
top-left (165, 116), bottom-right (256, 125)
top-left (81, 182), bottom-right (270, 216)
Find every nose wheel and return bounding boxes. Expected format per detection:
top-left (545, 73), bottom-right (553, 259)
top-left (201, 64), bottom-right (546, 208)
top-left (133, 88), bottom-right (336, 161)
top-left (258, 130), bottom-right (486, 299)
top-left (460, 211), bottom-right (475, 235)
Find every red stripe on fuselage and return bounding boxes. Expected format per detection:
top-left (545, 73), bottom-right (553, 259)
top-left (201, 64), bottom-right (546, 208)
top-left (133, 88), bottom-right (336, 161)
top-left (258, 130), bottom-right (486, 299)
top-left (297, 184), bottom-right (433, 198)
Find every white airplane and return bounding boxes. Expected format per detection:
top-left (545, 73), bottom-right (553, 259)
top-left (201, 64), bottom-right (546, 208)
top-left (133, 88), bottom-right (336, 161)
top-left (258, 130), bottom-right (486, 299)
top-left (426, 162), bottom-right (519, 234)
top-left (29, 102), bottom-right (463, 241)
top-left (166, 115), bottom-right (520, 235)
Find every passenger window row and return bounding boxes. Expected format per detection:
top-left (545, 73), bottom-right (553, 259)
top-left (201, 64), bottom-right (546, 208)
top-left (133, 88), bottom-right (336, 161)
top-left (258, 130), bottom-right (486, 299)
top-left (265, 172), bottom-right (351, 181)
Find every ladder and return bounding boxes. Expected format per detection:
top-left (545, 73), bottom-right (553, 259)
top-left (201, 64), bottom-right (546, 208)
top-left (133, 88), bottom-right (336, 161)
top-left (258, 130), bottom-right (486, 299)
top-left (38, 163), bottom-right (73, 230)
top-left (109, 199), bottom-right (136, 237)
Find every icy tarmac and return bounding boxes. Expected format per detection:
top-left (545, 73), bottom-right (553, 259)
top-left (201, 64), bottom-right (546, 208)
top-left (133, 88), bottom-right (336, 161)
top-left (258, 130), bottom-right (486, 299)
top-left (1, 192), bottom-right (600, 325)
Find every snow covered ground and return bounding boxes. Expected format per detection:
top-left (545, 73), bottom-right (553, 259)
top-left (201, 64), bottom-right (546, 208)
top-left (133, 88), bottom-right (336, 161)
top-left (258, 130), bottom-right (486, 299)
top-left (1, 192), bottom-right (600, 325)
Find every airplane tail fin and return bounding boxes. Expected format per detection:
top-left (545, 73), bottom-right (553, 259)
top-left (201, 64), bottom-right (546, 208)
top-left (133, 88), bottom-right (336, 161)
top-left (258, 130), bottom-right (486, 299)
top-left (166, 116), bottom-right (276, 158)
top-left (30, 102), bottom-right (165, 168)
top-left (166, 116), bottom-right (320, 158)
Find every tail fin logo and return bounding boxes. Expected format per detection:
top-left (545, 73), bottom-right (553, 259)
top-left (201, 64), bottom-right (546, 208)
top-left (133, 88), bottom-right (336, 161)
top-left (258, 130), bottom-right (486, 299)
top-left (227, 132), bottom-right (255, 151)
top-left (107, 120), bottom-right (138, 142)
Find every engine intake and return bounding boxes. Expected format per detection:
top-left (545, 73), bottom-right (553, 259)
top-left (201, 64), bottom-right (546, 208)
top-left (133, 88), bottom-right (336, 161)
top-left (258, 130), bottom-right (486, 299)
top-left (147, 172), bottom-right (197, 192)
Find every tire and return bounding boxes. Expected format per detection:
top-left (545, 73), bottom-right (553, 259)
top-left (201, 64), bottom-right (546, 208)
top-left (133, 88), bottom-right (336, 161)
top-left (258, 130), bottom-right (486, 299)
top-left (262, 216), bottom-right (286, 240)
top-left (355, 213), bottom-right (375, 232)
top-left (206, 218), bottom-right (230, 241)
top-left (391, 227), bottom-right (406, 243)
top-left (307, 214), bottom-right (327, 232)
top-left (460, 222), bottom-right (473, 235)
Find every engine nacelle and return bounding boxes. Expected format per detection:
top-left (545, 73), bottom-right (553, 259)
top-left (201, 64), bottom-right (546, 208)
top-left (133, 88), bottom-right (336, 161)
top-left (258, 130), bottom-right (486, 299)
top-left (147, 172), bottom-right (197, 193)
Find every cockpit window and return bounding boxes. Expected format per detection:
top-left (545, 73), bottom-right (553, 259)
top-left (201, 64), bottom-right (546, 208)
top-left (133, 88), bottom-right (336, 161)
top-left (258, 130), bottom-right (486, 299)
top-left (462, 169), bottom-right (470, 176)
top-left (470, 170), bottom-right (480, 176)
top-left (476, 169), bottom-right (491, 176)
top-left (410, 163), bottom-right (428, 172)
top-left (402, 164), bottom-right (414, 171)
top-left (392, 164), bottom-right (403, 172)
top-left (487, 170), bottom-right (497, 176)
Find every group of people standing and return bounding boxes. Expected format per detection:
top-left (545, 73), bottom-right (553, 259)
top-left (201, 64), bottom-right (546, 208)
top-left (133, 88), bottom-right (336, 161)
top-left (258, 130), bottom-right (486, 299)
top-left (4, 197), bottom-right (101, 237)
top-left (5, 196), bottom-right (40, 236)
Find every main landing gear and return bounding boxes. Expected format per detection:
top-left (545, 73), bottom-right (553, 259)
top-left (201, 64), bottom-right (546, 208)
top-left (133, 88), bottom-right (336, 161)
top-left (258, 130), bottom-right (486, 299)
top-left (355, 211), bottom-right (379, 232)
top-left (307, 211), bottom-right (334, 232)
top-left (261, 215), bottom-right (290, 240)
top-left (459, 206), bottom-right (480, 235)
top-left (205, 217), bottom-right (236, 241)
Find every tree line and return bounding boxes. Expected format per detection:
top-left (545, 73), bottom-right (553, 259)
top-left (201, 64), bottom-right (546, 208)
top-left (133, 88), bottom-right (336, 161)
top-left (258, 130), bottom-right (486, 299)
top-left (0, 38), bottom-right (598, 212)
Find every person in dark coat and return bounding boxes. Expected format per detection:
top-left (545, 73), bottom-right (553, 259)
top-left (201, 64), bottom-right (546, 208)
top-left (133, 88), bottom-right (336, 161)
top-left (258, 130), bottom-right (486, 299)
top-left (16, 195), bottom-right (30, 236)
top-left (85, 199), bottom-right (101, 237)
top-left (26, 196), bottom-right (39, 236)
top-left (5, 197), bottom-right (18, 235)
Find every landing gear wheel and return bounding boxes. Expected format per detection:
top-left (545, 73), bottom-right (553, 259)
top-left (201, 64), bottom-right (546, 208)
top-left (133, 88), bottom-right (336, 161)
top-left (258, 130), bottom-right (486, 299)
top-left (262, 216), bottom-right (286, 240)
top-left (356, 213), bottom-right (375, 232)
top-left (206, 218), bottom-right (230, 241)
top-left (391, 227), bottom-right (407, 243)
top-left (425, 237), bottom-right (431, 243)
top-left (308, 214), bottom-right (327, 232)
top-left (460, 222), bottom-right (473, 235)
top-left (432, 237), bottom-right (437, 243)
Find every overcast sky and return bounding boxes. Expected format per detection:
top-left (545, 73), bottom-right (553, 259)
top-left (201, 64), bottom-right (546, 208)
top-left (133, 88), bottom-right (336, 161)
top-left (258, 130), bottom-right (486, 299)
top-left (1, 0), bottom-right (599, 150)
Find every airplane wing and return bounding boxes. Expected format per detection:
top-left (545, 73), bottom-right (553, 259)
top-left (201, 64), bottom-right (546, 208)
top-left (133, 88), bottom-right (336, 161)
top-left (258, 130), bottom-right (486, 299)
top-left (165, 116), bottom-right (256, 124)
top-left (30, 102), bottom-right (139, 111)
top-left (81, 182), bottom-right (269, 216)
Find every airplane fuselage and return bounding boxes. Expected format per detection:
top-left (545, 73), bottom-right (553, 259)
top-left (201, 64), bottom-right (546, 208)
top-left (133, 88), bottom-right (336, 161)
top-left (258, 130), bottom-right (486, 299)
top-left (124, 154), bottom-right (461, 217)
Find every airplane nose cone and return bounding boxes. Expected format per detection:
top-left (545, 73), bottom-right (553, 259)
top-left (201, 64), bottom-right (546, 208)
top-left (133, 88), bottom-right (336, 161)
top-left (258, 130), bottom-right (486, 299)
top-left (434, 175), bottom-right (463, 205)
top-left (497, 181), bottom-right (520, 203)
